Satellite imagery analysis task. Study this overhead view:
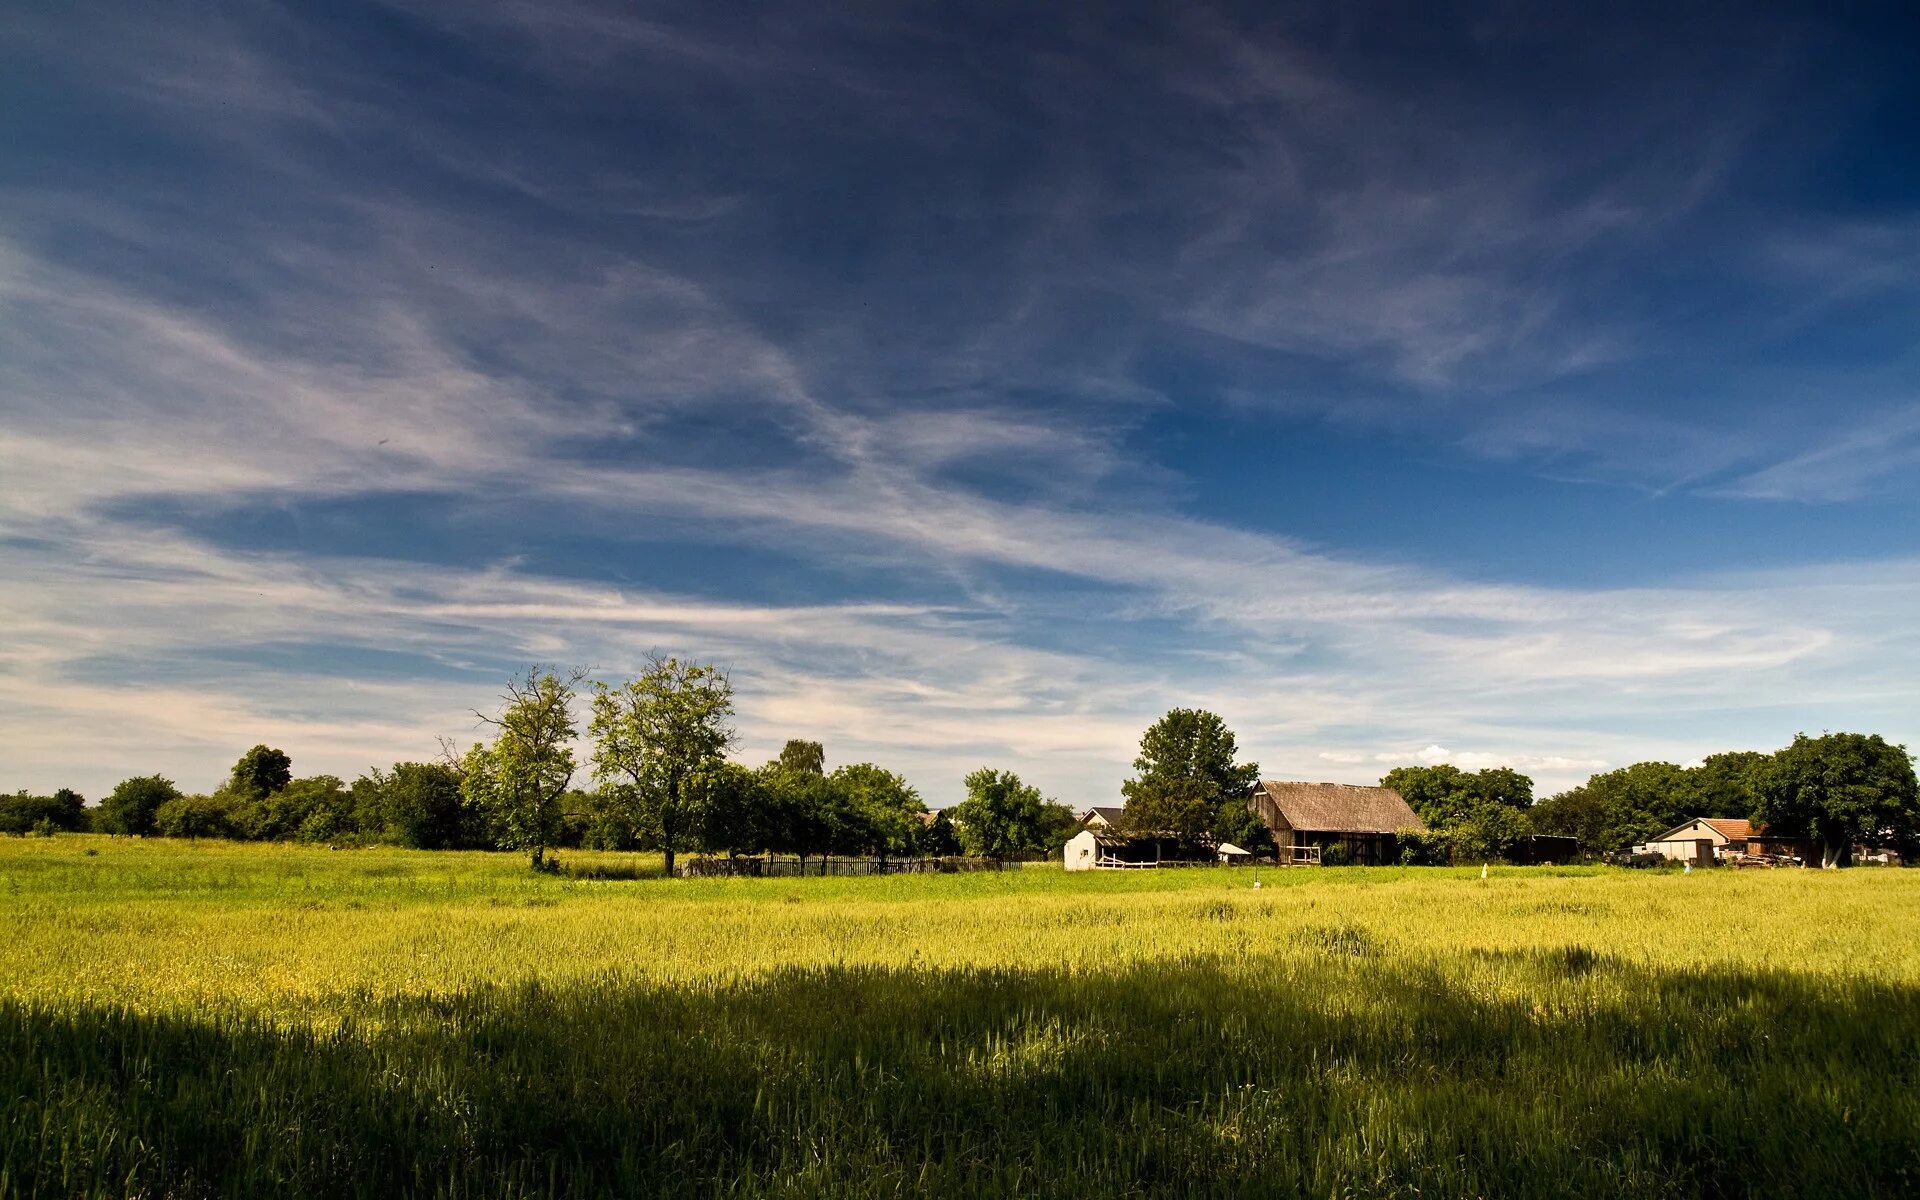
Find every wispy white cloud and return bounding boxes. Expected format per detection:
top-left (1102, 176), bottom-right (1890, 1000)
top-left (3, 1), bottom-right (1918, 810)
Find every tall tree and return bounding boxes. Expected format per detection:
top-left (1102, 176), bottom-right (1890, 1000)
top-left (1382, 765), bottom-right (1532, 828)
top-left (1683, 751), bottom-right (1770, 816)
top-left (1530, 762), bottom-right (1691, 853)
top-left (952, 768), bottom-right (1052, 862)
top-left (97, 775), bottom-right (180, 836)
top-left (921, 808), bottom-right (961, 857)
top-left (589, 656), bottom-right (736, 878)
top-left (1753, 733), bottom-right (1919, 868)
top-left (353, 762), bottom-right (477, 849)
top-left (695, 762), bottom-right (770, 859)
top-left (228, 745), bottom-right (293, 800)
top-left (462, 668), bottom-right (584, 868)
top-left (1120, 709), bottom-right (1259, 842)
top-left (831, 763), bottom-right (925, 861)
top-left (777, 739), bottom-right (826, 776)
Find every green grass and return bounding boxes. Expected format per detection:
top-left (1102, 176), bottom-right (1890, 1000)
top-left (3, 837), bottom-right (1918, 1197)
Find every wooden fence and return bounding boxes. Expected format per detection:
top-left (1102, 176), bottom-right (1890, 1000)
top-left (677, 855), bottom-right (1031, 878)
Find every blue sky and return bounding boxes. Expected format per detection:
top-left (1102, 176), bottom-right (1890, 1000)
top-left (3, 2), bottom-right (1917, 807)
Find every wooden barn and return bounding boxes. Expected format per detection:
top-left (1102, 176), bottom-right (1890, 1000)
top-left (1248, 780), bottom-right (1424, 865)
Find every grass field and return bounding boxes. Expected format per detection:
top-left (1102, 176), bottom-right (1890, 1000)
top-left (4, 837), bottom-right (1918, 1198)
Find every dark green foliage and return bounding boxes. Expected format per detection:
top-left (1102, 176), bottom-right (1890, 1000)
top-left (257, 776), bottom-right (355, 843)
top-left (694, 762), bottom-right (770, 856)
top-left (1212, 791), bottom-right (1275, 855)
top-left (351, 762), bottom-right (483, 850)
top-left (1382, 764), bottom-right (1533, 826)
top-left (1754, 732), bottom-right (1919, 867)
top-left (776, 739), bottom-right (826, 776)
top-left (952, 768), bottom-right (1053, 860)
top-left (96, 775), bottom-right (180, 836)
top-left (1383, 765), bottom-right (1534, 862)
top-left (468, 669), bottom-right (584, 869)
top-left (152, 792), bottom-right (254, 840)
top-left (1035, 800), bottom-right (1082, 856)
top-left (1684, 751), bottom-right (1769, 816)
top-left (828, 763), bottom-right (925, 859)
top-left (0, 789), bottom-right (86, 835)
top-left (590, 659), bottom-right (733, 876)
top-left (1530, 761), bottom-right (1694, 853)
top-left (921, 809), bottom-right (961, 856)
top-left (7, 956), bottom-right (1916, 1198)
top-left (759, 765), bottom-right (843, 862)
top-left (1120, 709), bottom-right (1259, 842)
top-left (227, 745), bottom-right (293, 801)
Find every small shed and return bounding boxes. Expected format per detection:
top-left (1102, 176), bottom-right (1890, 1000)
top-left (1248, 781), bottom-right (1424, 866)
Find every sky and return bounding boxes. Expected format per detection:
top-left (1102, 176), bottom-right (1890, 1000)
top-left (3, 1), bottom-right (1918, 809)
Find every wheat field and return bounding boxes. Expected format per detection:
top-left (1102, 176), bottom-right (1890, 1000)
top-left (4, 836), bottom-right (1917, 1198)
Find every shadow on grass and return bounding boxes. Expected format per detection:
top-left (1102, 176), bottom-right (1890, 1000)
top-left (5, 952), bottom-right (1917, 1199)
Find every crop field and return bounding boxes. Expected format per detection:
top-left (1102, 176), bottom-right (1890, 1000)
top-left (3, 838), bottom-right (1918, 1198)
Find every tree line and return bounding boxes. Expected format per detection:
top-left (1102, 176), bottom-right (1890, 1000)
top-left (11, 676), bottom-right (1915, 869)
top-left (1104, 710), bottom-right (1918, 867)
top-left (7, 659), bottom-right (1080, 869)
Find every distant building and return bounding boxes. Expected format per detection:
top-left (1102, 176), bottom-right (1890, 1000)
top-left (1063, 829), bottom-right (1219, 871)
top-left (1248, 781), bottom-right (1424, 865)
top-left (1077, 806), bottom-right (1127, 830)
top-left (1645, 818), bottom-right (1752, 864)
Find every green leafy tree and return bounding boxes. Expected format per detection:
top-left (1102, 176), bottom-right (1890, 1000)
top-left (98, 775), bottom-right (180, 836)
top-left (759, 764), bottom-right (840, 868)
top-left (830, 763), bottom-right (925, 860)
top-left (694, 762), bottom-right (770, 858)
top-left (921, 808), bottom-right (961, 857)
top-left (1753, 733), bottom-right (1919, 868)
top-left (777, 739), bottom-right (825, 776)
top-left (462, 668), bottom-right (584, 869)
top-left (952, 768), bottom-right (1052, 861)
top-left (1683, 750), bottom-right (1770, 816)
top-left (264, 776), bottom-right (353, 843)
top-left (1120, 709), bottom-right (1259, 843)
top-left (1037, 801), bottom-right (1083, 857)
top-left (1380, 764), bottom-right (1534, 862)
top-left (0, 789), bottom-right (87, 835)
top-left (354, 762), bottom-right (477, 849)
top-left (589, 656), bottom-right (736, 878)
top-left (1530, 761), bottom-right (1694, 853)
top-left (153, 792), bottom-right (252, 840)
top-left (228, 745), bottom-right (293, 801)
top-left (1382, 765), bottom-right (1532, 827)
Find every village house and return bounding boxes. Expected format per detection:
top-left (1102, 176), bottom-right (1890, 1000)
top-left (1076, 806), bottom-right (1127, 831)
top-left (1643, 818), bottom-right (1752, 864)
top-left (1248, 780), bottom-right (1425, 866)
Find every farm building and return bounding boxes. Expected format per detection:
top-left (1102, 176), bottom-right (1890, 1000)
top-left (1076, 806), bottom-right (1127, 830)
top-left (1248, 780), bottom-right (1424, 865)
top-left (1644, 818), bottom-right (1752, 864)
top-left (1063, 829), bottom-right (1219, 871)
top-left (1744, 827), bottom-right (1816, 863)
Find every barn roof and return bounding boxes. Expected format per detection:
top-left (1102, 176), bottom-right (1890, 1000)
top-left (1079, 805), bottom-right (1127, 825)
top-left (1652, 817), bottom-right (1753, 842)
top-left (1254, 781), bottom-right (1424, 835)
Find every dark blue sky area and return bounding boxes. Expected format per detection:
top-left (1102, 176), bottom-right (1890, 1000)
top-left (4, 1), bottom-right (1918, 800)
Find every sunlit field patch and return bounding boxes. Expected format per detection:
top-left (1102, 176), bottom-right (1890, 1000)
top-left (3, 837), bottom-right (1917, 1197)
